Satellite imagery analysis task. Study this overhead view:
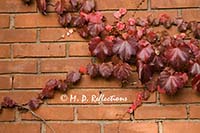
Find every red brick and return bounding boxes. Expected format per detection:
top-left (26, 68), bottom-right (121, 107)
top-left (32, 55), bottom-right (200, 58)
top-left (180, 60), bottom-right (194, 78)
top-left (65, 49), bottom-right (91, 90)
top-left (0, 109), bottom-right (15, 121)
top-left (13, 74), bottom-right (66, 89)
top-left (182, 9), bottom-right (200, 22)
top-left (0, 29), bottom-right (36, 43)
top-left (15, 13), bottom-right (60, 28)
top-left (21, 106), bottom-right (74, 121)
top-left (47, 123), bottom-right (100, 133)
top-left (0, 44), bottom-right (10, 58)
top-left (0, 91), bottom-right (38, 103)
top-left (40, 28), bottom-right (84, 42)
top-left (135, 105), bottom-right (187, 119)
top-left (77, 106), bottom-right (130, 120)
top-left (95, 0), bottom-right (147, 10)
top-left (104, 122), bottom-right (158, 133)
top-left (40, 58), bottom-right (91, 72)
top-left (0, 60), bottom-right (37, 74)
top-left (102, 89), bottom-right (156, 104)
top-left (0, 15), bottom-right (9, 28)
top-left (190, 105), bottom-right (200, 118)
top-left (160, 88), bottom-right (200, 104)
top-left (163, 122), bottom-right (200, 133)
top-left (0, 75), bottom-right (12, 89)
top-left (0, 0), bottom-right (36, 13)
top-left (69, 42), bottom-right (90, 57)
top-left (47, 89), bottom-right (100, 104)
top-left (0, 123), bottom-right (40, 133)
top-left (13, 43), bottom-right (66, 58)
top-left (151, 0), bottom-right (200, 9)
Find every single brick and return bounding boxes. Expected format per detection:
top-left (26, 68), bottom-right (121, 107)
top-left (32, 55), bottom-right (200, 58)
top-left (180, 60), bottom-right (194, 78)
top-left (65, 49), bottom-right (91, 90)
top-left (0, 15), bottom-right (9, 28)
top-left (190, 105), bottom-right (200, 118)
top-left (0, 29), bottom-right (36, 43)
top-left (0, 75), bottom-right (12, 89)
top-left (0, 109), bottom-right (15, 122)
top-left (21, 106), bottom-right (74, 121)
top-left (46, 123), bottom-right (100, 133)
top-left (69, 42), bottom-right (90, 57)
top-left (135, 105), bottom-right (187, 119)
top-left (151, 0), bottom-right (200, 9)
top-left (15, 13), bottom-right (60, 28)
top-left (0, 44), bottom-right (10, 58)
top-left (0, 123), bottom-right (40, 133)
top-left (163, 122), bottom-right (200, 133)
top-left (13, 43), bottom-right (66, 58)
top-left (77, 106), bottom-right (130, 120)
top-left (0, 60), bottom-right (37, 74)
top-left (104, 122), bottom-right (158, 133)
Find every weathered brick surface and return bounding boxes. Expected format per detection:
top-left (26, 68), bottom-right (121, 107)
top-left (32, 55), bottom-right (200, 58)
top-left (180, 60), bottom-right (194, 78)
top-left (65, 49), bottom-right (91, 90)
top-left (0, 1), bottom-right (199, 133)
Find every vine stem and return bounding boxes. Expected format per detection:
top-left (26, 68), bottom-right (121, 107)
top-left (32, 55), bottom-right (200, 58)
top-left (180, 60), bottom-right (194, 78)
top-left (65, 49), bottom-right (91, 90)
top-left (132, 0), bottom-right (145, 17)
top-left (17, 105), bottom-right (55, 133)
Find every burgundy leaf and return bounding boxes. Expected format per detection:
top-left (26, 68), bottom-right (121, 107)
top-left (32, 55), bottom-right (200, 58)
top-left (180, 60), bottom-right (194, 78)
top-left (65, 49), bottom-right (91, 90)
top-left (1, 97), bottom-right (16, 108)
top-left (146, 31), bottom-right (157, 43)
top-left (186, 39), bottom-right (200, 54)
top-left (55, 0), bottom-right (66, 15)
top-left (159, 14), bottom-right (172, 28)
top-left (192, 74), bottom-right (200, 92)
top-left (78, 26), bottom-right (89, 38)
top-left (57, 80), bottom-right (68, 92)
top-left (99, 62), bottom-right (113, 78)
top-left (178, 21), bottom-right (189, 32)
top-left (36, 0), bottom-right (47, 15)
top-left (145, 78), bottom-right (158, 92)
top-left (71, 15), bottom-right (87, 27)
top-left (189, 60), bottom-right (200, 76)
top-left (113, 62), bottom-right (133, 81)
top-left (81, 0), bottom-right (95, 13)
top-left (86, 63), bottom-right (99, 78)
top-left (89, 36), bottom-right (113, 60)
top-left (39, 79), bottom-right (58, 99)
top-left (87, 22), bottom-right (105, 37)
top-left (137, 60), bottom-right (153, 84)
top-left (137, 40), bottom-right (154, 63)
top-left (136, 17), bottom-right (148, 27)
top-left (150, 54), bottom-right (166, 71)
top-left (113, 37), bottom-right (138, 61)
top-left (67, 71), bottom-right (81, 84)
top-left (194, 23), bottom-right (200, 39)
top-left (158, 67), bottom-right (188, 95)
top-left (58, 13), bottom-right (72, 27)
top-left (164, 38), bottom-right (191, 70)
top-left (28, 98), bottom-right (41, 110)
top-left (70, 0), bottom-right (79, 8)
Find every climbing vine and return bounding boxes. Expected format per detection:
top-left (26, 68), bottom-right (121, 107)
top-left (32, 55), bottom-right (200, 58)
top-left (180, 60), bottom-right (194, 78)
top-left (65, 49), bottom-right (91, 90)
top-left (1, 0), bottom-right (200, 126)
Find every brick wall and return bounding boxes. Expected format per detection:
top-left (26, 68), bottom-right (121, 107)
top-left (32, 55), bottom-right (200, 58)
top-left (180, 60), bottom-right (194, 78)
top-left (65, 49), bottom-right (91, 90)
top-left (0, 0), bottom-right (200, 133)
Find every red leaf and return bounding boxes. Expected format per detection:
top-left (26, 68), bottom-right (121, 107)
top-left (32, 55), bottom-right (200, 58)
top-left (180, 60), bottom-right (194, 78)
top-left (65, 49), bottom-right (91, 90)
top-left (113, 62), bottom-right (133, 81)
top-left (71, 15), bottom-right (87, 27)
top-left (146, 31), bottom-right (157, 43)
top-left (137, 60), bottom-right (153, 84)
top-left (113, 37), bottom-right (138, 61)
top-left (67, 71), bottom-right (81, 84)
top-left (58, 13), bottom-right (72, 27)
top-left (28, 98), bottom-right (41, 110)
top-left (137, 40), bottom-right (154, 63)
top-left (159, 14), bottom-right (172, 28)
top-left (116, 22), bottom-right (125, 31)
top-left (113, 11), bottom-right (121, 19)
top-left (89, 36), bottom-right (113, 60)
top-left (178, 21), bottom-right (189, 32)
top-left (39, 79), bottom-right (58, 99)
top-left (36, 0), bottom-right (47, 15)
top-left (55, 0), bottom-right (66, 15)
top-left (158, 67), bottom-right (188, 95)
top-left (119, 8), bottom-right (127, 16)
top-left (99, 62), bottom-right (113, 78)
top-left (70, 0), bottom-right (79, 8)
top-left (192, 74), bottom-right (200, 92)
top-left (1, 97), bottom-right (16, 108)
top-left (57, 79), bottom-right (68, 92)
top-left (86, 63), bottom-right (99, 78)
top-left (88, 22), bottom-right (105, 37)
top-left (81, 0), bottom-right (95, 13)
top-left (79, 66), bottom-right (87, 74)
top-left (150, 54), bottom-right (166, 71)
top-left (189, 60), bottom-right (200, 76)
top-left (164, 38), bottom-right (191, 70)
